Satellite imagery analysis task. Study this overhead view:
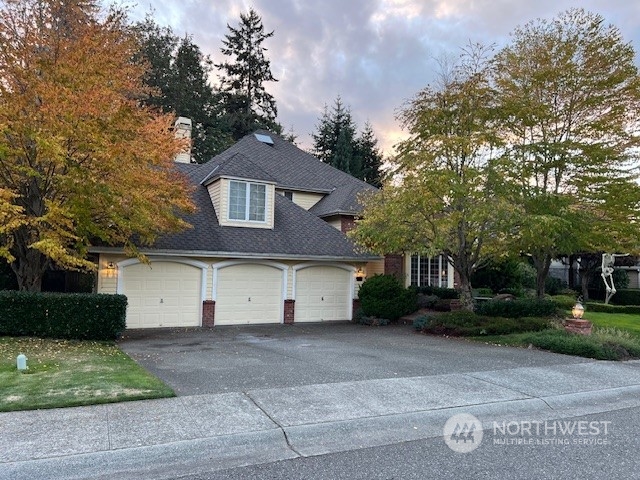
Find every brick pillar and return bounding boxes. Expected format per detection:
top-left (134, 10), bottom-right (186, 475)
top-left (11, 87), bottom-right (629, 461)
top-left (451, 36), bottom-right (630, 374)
top-left (202, 300), bottom-right (215, 327)
top-left (340, 216), bottom-right (356, 233)
top-left (284, 299), bottom-right (295, 324)
top-left (352, 298), bottom-right (361, 317)
top-left (384, 254), bottom-right (404, 279)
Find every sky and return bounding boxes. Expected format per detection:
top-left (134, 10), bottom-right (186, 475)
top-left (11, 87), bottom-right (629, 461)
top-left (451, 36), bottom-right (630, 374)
top-left (126, 1), bottom-right (640, 156)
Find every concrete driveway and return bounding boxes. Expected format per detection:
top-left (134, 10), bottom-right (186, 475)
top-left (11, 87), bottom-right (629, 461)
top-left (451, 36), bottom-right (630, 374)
top-left (6, 322), bottom-right (640, 479)
top-left (118, 322), bottom-right (589, 396)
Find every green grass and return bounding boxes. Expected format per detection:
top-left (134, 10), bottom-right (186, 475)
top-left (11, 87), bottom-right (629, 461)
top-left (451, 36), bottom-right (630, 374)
top-left (583, 311), bottom-right (640, 337)
top-left (0, 337), bottom-right (175, 412)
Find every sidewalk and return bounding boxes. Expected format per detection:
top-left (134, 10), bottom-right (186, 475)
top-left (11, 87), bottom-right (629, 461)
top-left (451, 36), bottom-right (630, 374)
top-left (2, 360), bottom-right (640, 479)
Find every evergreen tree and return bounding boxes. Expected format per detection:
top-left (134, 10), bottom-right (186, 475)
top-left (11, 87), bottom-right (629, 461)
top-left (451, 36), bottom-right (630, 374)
top-left (333, 128), bottom-right (353, 174)
top-left (312, 97), bottom-right (383, 186)
top-left (134, 17), bottom-right (233, 162)
top-left (312, 96), bottom-right (356, 172)
top-left (354, 121), bottom-right (384, 187)
top-left (216, 8), bottom-right (280, 139)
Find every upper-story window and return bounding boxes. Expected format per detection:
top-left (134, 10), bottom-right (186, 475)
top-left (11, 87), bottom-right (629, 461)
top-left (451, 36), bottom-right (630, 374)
top-left (229, 180), bottom-right (266, 222)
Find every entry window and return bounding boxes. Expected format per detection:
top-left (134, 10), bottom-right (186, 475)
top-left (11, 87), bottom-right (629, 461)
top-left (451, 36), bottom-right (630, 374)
top-left (229, 181), bottom-right (266, 222)
top-left (410, 254), bottom-right (449, 287)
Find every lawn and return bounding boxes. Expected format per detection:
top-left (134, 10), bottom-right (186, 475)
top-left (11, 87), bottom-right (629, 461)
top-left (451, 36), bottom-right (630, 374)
top-left (583, 311), bottom-right (640, 337)
top-left (0, 337), bottom-right (175, 412)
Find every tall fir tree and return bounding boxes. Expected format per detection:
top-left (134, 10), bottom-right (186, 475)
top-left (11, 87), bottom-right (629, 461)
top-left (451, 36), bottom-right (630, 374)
top-left (134, 16), bottom-right (233, 162)
top-left (312, 97), bottom-right (383, 186)
top-left (312, 96), bottom-right (357, 173)
top-left (354, 121), bottom-right (384, 187)
top-left (216, 8), bottom-right (280, 139)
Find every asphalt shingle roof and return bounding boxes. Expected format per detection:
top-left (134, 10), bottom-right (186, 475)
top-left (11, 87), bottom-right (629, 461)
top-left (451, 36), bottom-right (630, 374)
top-left (198, 130), bottom-right (377, 208)
top-left (140, 132), bottom-right (378, 260)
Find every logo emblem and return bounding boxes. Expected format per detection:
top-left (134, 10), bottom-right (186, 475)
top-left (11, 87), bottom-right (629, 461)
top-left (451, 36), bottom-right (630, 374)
top-left (443, 413), bottom-right (483, 453)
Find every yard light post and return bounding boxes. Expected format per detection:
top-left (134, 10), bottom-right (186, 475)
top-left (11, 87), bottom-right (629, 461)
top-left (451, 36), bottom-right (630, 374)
top-left (571, 301), bottom-right (584, 319)
top-left (564, 299), bottom-right (591, 335)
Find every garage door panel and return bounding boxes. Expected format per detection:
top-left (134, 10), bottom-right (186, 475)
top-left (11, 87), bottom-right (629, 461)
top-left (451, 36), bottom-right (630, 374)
top-left (122, 262), bottom-right (202, 329)
top-left (215, 264), bottom-right (283, 325)
top-left (296, 266), bottom-right (351, 322)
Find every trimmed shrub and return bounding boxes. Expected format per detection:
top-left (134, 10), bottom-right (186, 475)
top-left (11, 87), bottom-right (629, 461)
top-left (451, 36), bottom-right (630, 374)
top-left (551, 295), bottom-right (578, 310)
top-left (475, 298), bottom-right (559, 318)
top-left (0, 291), bottom-right (127, 340)
top-left (520, 330), bottom-right (640, 361)
top-left (413, 315), bottom-right (430, 331)
top-left (416, 294), bottom-right (439, 309)
top-left (585, 302), bottom-right (640, 315)
top-left (358, 275), bottom-right (417, 321)
top-left (353, 308), bottom-right (390, 326)
top-left (473, 288), bottom-right (493, 297)
top-left (471, 259), bottom-right (536, 293)
top-left (413, 285), bottom-right (459, 299)
top-left (433, 298), bottom-right (453, 311)
top-left (419, 311), bottom-right (549, 336)
top-left (611, 289), bottom-right (640, 306)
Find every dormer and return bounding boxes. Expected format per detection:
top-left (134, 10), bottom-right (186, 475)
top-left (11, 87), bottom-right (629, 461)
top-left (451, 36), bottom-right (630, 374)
top-left (201, 153), bottom-right (277, 229)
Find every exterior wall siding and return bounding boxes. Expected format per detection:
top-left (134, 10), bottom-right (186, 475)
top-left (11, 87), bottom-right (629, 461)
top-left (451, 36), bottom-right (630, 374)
top-left (206, 180), bottom-right (222, 219)
top-left (323, 215), bottom-right (342, 231)
top-left (216, 179), bottom-right (275, 230)
top-left (366, 259), bottom-right (385, 277)
top-left (292, 191), bottom-right (324, 210)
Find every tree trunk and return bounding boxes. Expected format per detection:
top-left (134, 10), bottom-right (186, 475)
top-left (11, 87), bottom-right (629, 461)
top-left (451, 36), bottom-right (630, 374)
top-left (568, 254), bottom-right (576, 289)
top-left (532, 254), bottom-right (551, 298)
top-left (10, 227), bottom-right (49, 292)
top-left (456, 271), bottom-right (475, 311)
top-left (580, 271), bottom-right (591, 302)
top-left (11, 259), bottom-right (45, 291)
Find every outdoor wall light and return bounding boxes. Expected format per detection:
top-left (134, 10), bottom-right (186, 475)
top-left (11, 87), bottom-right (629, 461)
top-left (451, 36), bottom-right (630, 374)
top-left (106, 261), bottom-right (115, 270)
top-left (355, 267), bottom-right (366, 281)
top-left (571, 301), bottom-right (585, 320)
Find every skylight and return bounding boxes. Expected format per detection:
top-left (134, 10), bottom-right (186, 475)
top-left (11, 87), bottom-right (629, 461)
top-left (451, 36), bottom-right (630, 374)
top-left (254, 133), bottom-right (274, 145)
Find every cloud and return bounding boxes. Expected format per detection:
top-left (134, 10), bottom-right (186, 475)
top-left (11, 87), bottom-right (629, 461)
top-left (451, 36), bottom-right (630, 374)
top-left (127, 0), bottom-right (640, 156)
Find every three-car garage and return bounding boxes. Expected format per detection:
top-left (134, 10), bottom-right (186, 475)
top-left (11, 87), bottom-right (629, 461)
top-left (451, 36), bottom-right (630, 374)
top-left (116, 259), bottom-right (355, 328)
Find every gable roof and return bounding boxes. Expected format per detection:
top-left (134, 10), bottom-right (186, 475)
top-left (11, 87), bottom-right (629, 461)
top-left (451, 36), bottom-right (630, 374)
top-left (200, 152), bottom-right (277, 185)
top-left (142, 164), bottom-right (375, 260)
top-left (197, 130), bottom-right (378, 215)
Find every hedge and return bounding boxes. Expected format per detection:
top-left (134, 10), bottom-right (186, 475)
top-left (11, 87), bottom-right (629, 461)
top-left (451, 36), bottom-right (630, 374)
top-left (0, 291), bottom-right (127, 340)
top-left (610, 289), bottom-right (640, 306)
top-left (417, 311), bottom-right (550, 336)
top-left (412, 285), bottom-right (459, 299)
top-left (475, 298), bottom-right (559, 318)
top-left (585, 302), bottom-right (640, 315)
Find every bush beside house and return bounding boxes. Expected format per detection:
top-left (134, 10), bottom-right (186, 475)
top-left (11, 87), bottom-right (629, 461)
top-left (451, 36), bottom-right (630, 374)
top-left (0, 292), bottom-right (127, 340)
top-left (358, 274), bottom-right (417, 322)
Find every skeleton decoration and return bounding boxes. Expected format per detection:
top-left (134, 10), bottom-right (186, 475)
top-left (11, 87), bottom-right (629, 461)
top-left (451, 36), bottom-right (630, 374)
top-left (601, 253), bottom-right (629, 304)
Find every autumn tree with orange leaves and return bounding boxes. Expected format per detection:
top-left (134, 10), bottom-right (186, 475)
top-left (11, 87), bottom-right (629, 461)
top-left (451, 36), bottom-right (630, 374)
top-left (0, 0), bottom-right (194, 291)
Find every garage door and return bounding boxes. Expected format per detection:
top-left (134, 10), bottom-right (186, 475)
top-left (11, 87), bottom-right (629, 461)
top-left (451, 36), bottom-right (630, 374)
top-left (295, 266), bottom-right (352, 322)
top-left (215, 264), bottom-right (283, 325)
top-left (122, 262), bottom-right (202, 328)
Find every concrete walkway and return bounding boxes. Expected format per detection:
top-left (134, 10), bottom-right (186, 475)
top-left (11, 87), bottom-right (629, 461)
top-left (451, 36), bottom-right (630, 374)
top-left (2, 359), bottom-right (640, 479)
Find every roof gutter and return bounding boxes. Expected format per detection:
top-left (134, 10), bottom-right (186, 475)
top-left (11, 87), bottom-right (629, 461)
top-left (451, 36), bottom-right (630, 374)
top-left (88, 246), bottom-right (382, 262)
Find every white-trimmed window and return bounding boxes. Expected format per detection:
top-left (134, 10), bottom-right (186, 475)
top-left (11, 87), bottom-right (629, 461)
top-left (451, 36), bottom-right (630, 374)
top-left (411, 254), bottom-right (449, 287)
top-left (229, 181), bottom-right (266, 222)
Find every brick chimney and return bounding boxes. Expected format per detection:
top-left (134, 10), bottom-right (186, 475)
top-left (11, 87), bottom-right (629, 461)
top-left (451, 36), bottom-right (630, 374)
top-left (174, 117), bottom-right (192, 164)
